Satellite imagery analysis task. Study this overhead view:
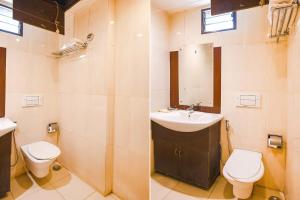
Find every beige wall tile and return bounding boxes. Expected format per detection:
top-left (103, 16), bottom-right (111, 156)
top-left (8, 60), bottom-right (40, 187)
top-left (113, 0), bottom-right (151, 199)
top-left (151, 5), bottom-right (170, 111)
top-left (57, 0), bottom-right (114, 195)
top-left (1, 23), bottom-right (59, 177)
top-left (155, 5), bottom-right (288, 191)
top-left (286, 14), bottom-right (300, 200)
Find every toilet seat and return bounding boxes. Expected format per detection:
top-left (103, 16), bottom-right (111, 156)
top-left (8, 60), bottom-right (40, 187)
top-left (223, 149), bottom-right (264, 199)
top-left (224, 149), bottom-right (262, 181)
top-left (27, 141), bottom-right (61, 160)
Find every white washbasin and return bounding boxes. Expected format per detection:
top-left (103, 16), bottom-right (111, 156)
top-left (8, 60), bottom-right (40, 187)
top-left (150, 110), bottom-right (223, 132)
top-left (0, 118), bottom-right (17, 138)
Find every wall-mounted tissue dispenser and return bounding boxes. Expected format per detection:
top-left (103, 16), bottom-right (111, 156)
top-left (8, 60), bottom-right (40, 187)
top-left (268, 134), bottom-right (283, 149)
top-left (48, 123), bottom-right (59, 134)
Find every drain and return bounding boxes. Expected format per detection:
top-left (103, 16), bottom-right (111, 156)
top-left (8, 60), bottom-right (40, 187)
top-left (52, 164), bottom-right (62, 171)
top-left (269, 196), bottom-right (281, 200)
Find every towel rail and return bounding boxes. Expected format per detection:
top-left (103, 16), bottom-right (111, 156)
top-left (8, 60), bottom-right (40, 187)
top-left (269, 2), bottom-right (298, 42)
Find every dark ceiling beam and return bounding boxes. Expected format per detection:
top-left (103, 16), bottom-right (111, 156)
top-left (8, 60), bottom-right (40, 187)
top-left (65, 0), bottom-right (81, 10)
top-left (13, 0), bottom-right (81, 34)
top-left (43, 0), bottom-right (81, 10)
top-left (211, 0), bottom-right (269, 15)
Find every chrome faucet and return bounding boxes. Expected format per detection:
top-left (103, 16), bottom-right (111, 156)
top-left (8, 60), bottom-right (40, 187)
top-left (195, 102), bottom-right (202, 111)
top-left (187, 104), bottom-right (195, 114)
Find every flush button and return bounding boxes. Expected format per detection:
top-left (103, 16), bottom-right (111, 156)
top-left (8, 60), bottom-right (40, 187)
top-left (236, 92), bottom-right (261, 108)
top-left (23, 95), bottom-right (44, 108)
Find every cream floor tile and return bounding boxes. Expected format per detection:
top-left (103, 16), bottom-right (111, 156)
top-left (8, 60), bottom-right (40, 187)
top-left (32, 164), bottom-right (71, 186)
top-left (10, 173), bottom-right (40, 199)
top-left (109, 194), bottom-right (122, 200)
top-left (85, 192), bottom-right (118, 200)
top-left (151, 173), bottom-right (180, 200)
top-left (252, 186), bottom-right (284, 200)
top-left (10, 169), bottom-right (121, 200)
top-left (16, 190), bottom-right (64, 200)
top-left (48, 163), bottom-right (72, 185)
top-left (164, 180), bottom-right (214, 200)
top-left (208, 177), bottom-right (235, 200)
top-left (208, 177), bottom-right (284, 200)
top-left (0, 192), bottom-right (13, 200)
top-left (13, 174), bottom-right (57, 200)
top-left (52, 174), bottom-right (95, 200)
top-left (163, 190), bottom-right (207, 200)
top-left (152, 175), bottom-right (285, 200)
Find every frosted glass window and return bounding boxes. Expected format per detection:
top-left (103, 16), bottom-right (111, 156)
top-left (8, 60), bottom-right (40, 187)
top-left (0, 4), bottom-right (23, 36)
top-left (201, 8), bottom-right (236, 34)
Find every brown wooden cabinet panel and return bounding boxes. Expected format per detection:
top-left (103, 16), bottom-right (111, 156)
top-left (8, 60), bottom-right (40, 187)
top-left (179, 147), bottom-right (209, 187)
top-left (0, 133), bottom-right (12, 197)
top-left (153, 139), bottom-right (179, 178)
top-left (152, 121), bottom-right (221, 189)
top-left (211, 0), bottom-right (269, 15)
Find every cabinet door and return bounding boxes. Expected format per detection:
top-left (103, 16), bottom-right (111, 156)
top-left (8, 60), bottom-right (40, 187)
top-left (178, 146), bottom-right (209, 188)
top-left (153, 139), bottom-right (179, 178)
top-left (0, 133), bottom-right (12, 196)
top-left (211, 0), bottom-right (267, 15)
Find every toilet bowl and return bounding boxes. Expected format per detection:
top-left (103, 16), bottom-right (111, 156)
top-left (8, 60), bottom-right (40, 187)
top-left (21, 141), bottom-right (61, 178)
top-left (223, 149), bottom-right (264, 199)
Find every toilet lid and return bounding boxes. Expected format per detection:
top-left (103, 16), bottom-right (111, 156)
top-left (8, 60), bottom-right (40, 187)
top-left (28, 141), bottom-right (61, 160)
top-left (225, 149), bottom-right (262, 180)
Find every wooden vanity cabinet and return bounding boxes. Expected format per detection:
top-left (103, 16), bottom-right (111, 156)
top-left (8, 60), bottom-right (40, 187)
top-left (152, 121), bottom-right (221, 189)
top-left (154, 138), bottom-right (180, 178)
top-left (0, 132), bottom-right (12, 197)
top-left (211, 0), bottom-right (269, 15)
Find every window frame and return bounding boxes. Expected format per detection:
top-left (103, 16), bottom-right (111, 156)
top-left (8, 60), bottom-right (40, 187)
top-left (201, 8), bottom-right (237, 35)
top-left (0, 4), bottom-right (23, 36)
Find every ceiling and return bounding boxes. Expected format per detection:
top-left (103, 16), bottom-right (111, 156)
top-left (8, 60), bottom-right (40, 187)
top-left (152, 0), bottom-right (210, 13)
top-left (47, 0), bottom-right (80, 9)
top-left (0, 0), bottom-right (80, 10)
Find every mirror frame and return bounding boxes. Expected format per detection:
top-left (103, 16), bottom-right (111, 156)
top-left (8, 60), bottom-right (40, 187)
top-left (170, 47), bottom-right (221, 114)
top-left (0, 47), bottom-right (6, 117)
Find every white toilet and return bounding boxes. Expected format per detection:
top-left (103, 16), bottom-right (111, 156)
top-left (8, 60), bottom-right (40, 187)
top-left (21, 141), bottom-right (61, 178)
top-left (223, 149), bottom-right (264, 199)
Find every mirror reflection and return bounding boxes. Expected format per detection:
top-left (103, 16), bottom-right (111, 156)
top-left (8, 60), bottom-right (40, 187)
top-left (178, 43), bottom-right (214, 107)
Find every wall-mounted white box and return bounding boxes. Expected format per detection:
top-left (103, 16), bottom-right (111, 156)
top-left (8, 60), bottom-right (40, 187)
top-left (22, 95), bottom-right (44, 108)
top-left (235, 92), bottom-right (261, 108)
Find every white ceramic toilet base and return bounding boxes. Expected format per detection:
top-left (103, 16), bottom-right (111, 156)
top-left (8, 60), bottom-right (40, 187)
top-left (30, 166), bottom-right (50, 178)
top-left (233, 183), bottom-right (253, 199)
top-left (223, 149), bottom-right (265, 200)
top-left (22, 155), bottom-right (54, 178)
top-left (21, 141), bottom-right (61, 179)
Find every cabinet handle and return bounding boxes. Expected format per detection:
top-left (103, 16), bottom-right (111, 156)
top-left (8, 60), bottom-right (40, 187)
top-left (174, 148), bottom-right (178, 156)
top-left (178, 150), bottom-right (182, 158)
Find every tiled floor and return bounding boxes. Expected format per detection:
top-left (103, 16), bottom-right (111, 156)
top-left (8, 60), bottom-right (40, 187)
top-left (151, 173), bottom-right (285, 200)
top-left (0, 164), bottom-right (120, 200)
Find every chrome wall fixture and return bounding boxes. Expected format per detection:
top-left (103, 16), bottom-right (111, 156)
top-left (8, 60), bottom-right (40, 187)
top-left (52, 33), bottom-right (94, 58)
top-left (269, 1), bottom-right (298, 42)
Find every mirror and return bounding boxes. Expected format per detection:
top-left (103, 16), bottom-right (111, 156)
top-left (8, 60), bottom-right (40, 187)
top-left (170, 44), bottom-right (221, 113)
top-left (179, 43), bottom-right (214, 107)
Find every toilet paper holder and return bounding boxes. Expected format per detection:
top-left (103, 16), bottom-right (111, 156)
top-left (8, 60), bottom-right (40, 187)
top-left (268, 134), bottom-right (283, 149)
top-left (48, 122), bottom-right (59, 134)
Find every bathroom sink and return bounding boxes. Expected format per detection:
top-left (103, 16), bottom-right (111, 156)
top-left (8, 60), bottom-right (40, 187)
top-left (0, 118), bottom-right (17, 138)
top-left (150, 110), bottom-right (223, 132)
